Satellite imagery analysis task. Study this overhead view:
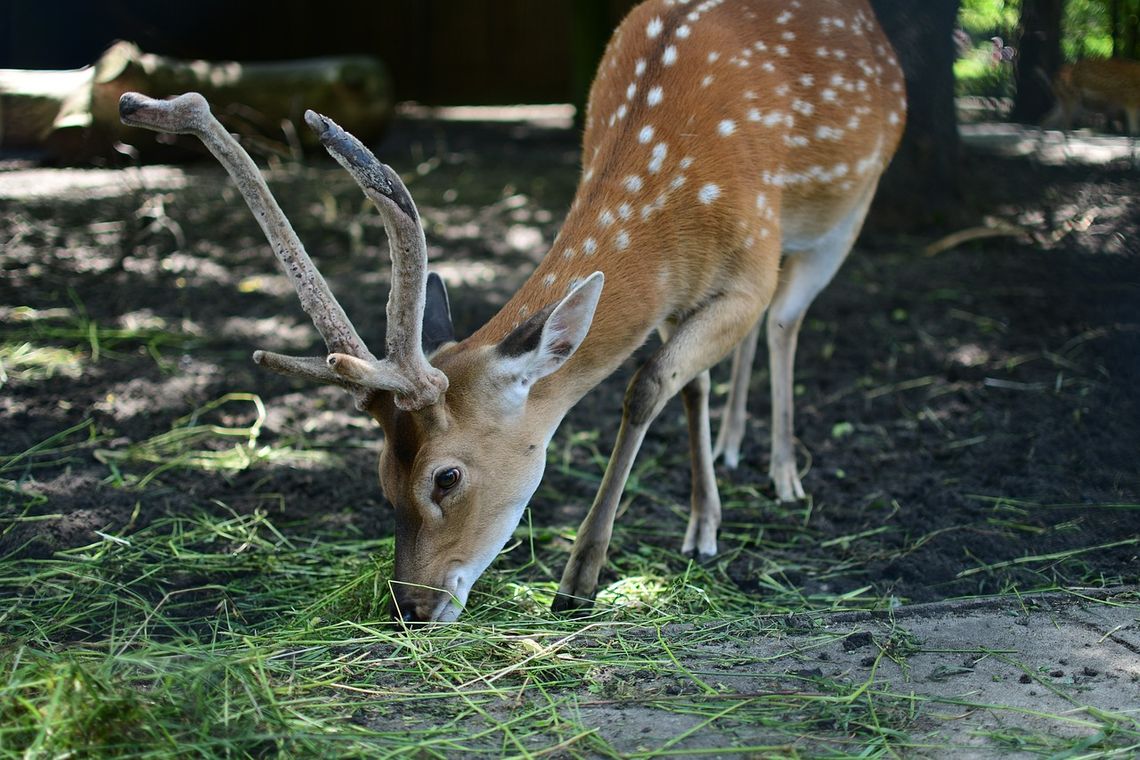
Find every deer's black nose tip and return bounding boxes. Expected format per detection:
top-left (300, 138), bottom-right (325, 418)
top-left (390, 597), bottom-right (423, 624)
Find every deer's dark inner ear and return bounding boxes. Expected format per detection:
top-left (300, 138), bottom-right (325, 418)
top-left (497, 303), bottom-right (556, 358)
top-left (422, 272), bottom-right (456, 353)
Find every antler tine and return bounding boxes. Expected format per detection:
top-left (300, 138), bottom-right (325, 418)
top-left (305, 110), bottom-right (448, 410)
top-left (118, 92), bottom-right (375, 389)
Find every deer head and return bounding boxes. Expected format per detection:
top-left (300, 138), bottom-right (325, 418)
top-left (120, 92), bottom-right (603, 623)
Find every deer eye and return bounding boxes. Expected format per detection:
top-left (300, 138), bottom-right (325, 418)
top-left (434, 467), bottom-right (461, 492)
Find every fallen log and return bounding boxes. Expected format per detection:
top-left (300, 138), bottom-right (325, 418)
top-left (0, 40), bottom-right (393, 163)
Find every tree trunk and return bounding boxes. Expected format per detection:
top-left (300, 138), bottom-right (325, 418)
top-left (868, 0), bottom-right (961, 230)
top-left (0, 41), bottom-right (393, 164)
top-left (1012, 0), bottom-right (1064, 124)
top-left (1111, 0), bottom-right (1121, 58)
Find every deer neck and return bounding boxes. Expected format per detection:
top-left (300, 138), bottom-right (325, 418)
top-left (464, 195), bottom-right (681, 416)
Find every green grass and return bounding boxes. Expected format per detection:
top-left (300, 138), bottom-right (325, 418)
top-left (3, 486), bottom-right (1137, 757)
top-left (94, 393), bottom-right (332, 488)
top-left (0, 506), bottom-right (929, 758)
top-left (2, 408), bottom-right (1137, 756)
top-left (0, 301), bottom-right (197, 387)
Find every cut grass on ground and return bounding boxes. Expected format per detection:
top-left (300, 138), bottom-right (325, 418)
top-left (2, 476), bottom-right (1138, 757)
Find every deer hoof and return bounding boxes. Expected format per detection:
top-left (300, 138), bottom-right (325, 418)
top-left (770, 461), bottom-right (807, 503)
top-left (551, 590), bottom-right (596, 617)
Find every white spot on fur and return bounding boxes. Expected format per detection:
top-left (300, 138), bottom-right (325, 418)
top-left (636, 58), bottom-right (647, 76)
top-left (615, 230), bottom-right (630, 250)
top-left (676, 24), bottom-right (691, 38)
top-left (717, 119), bottom-right (736, 136)
top-left (583, 237), bottom-right (597, 255)
top-left (776, 10), bottom-right (792, 23)
top-left (663, 45), bottom-right (678, 65)
top-left (648, 142), bottom-right (668, 173)
top-left (624, 175), bottom-right (643, 192)
top-left (599, 209), bottom-right (616, 226)
top-left (618, 203), bottom-right (632, 220)
top-left (647, 86), bottom-right (664, 106)
top-left (647, 17), bottom-right (663, 38)
top-left (701, 75), bottom-right (714, 88)
top-left (707, 51), bottom-right (720, 63)
top-left (543, 273), bottom-right (557, 287)
top-left (626, 82), bottom-right (637, 100)
top-left (679, 156), bottom-right (694, 169)
top-left (698, 183), bottom-right (720, 204)
top-left (639, 125), bottom-right (654, 143)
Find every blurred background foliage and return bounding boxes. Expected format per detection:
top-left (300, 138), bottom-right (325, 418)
top-left (956, 0), bottom-right (1140, 97)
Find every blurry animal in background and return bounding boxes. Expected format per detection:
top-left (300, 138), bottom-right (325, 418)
top-left (1044, 57), bottom-right (1140, 138)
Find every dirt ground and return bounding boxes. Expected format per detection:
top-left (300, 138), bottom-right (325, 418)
top-left (536, 591), bottom-right (1140, 756)
top-left (2, 114), bottom-right (1138, 754)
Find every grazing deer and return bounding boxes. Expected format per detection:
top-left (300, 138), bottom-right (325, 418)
top-left (1044, 58), bottom-right (1140, 139)
top-left (120, 0), bottom-right (905, 623)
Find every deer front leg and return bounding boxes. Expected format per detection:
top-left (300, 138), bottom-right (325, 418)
top-left (552, 278), bottom-right (773, 614)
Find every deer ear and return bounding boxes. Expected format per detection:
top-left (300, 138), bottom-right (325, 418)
top-left (496, 272), bottom-right (603, 387)
top-left (421, 272), bottom-right (455, 354)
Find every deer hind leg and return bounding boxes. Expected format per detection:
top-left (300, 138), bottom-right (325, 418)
top-left (552, 269), bottom-right (776, 613)
top-left (653, 319), bottom-right (722, 559)
top-left (1126, 106), bottom-right (1139, 166)
top-left (768, 186), bottom-right (878, 502)
top-left (680, 369), bottom-right (720, 558)
top-left (712, 319), bottom-right (762, 469)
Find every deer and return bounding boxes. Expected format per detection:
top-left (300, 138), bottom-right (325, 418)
top-left (119, 0), bottom-right (905, 623)
top-left (1044, 58), bottom-right (1140, 139)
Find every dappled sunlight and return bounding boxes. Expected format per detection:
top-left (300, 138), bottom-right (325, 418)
top-left (431, 259), bottom-right (509, 287)
top-left (396, 103), bottom-right (575, 129)
top-left (961, 123), bottom-right (1138, 165)
top-left (217, 315), bottom-right (313, 351)
top-left (596, 573), bottom-right (672, 609)
top-left (0, 342), bottom-right (84, 386)
top-left (92, 357), bottom-right (226, 421)
top-left (0, 166), bottom-right (188, 201)
top-left (93, 392), bottom-right (334, 487)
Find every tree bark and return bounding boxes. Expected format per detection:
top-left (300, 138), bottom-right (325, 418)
top-left (1012, 0), bottom-right (1064, 124)
top-left (868, 0), bottom-right (962, 230)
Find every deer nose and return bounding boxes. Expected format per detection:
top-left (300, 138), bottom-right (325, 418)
top-left (390, 594), bottom-right (426, 624)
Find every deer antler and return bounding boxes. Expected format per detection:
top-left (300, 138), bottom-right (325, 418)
top-left (118, 92), bottom-right (447, 411)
